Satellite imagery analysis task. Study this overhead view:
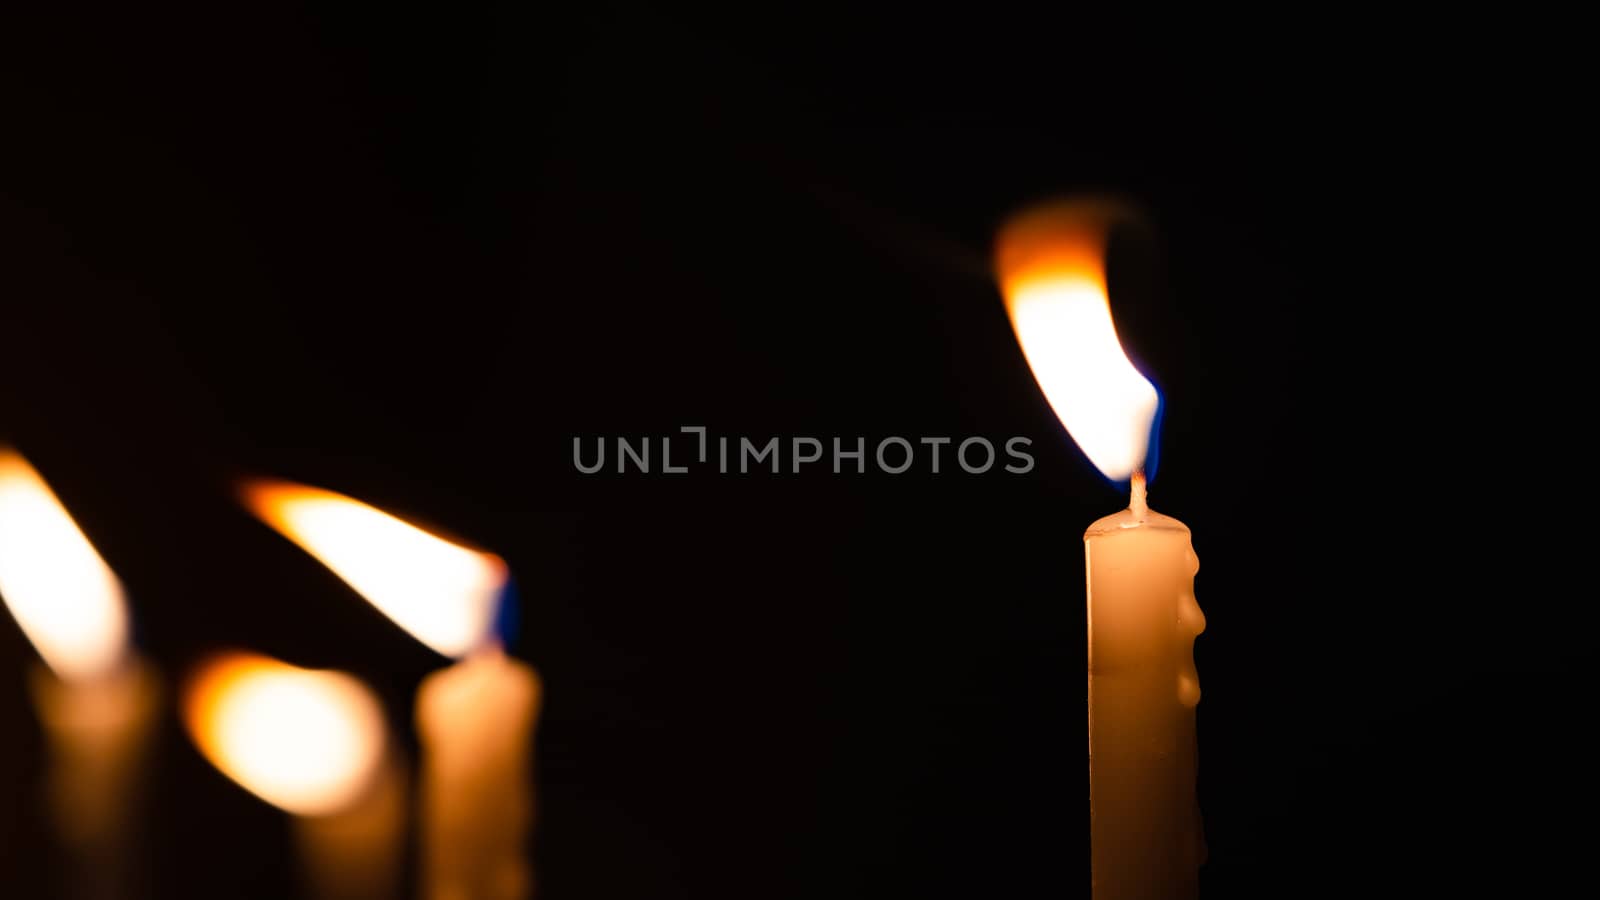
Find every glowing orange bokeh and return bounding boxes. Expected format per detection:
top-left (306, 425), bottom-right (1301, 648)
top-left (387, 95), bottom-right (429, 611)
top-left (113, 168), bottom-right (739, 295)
top-left (0, 448), bottom-right (130, 681)
top-left (184, 652), bottom-right (385, 816)
top-left (241, 480), bottom-right (506, 659)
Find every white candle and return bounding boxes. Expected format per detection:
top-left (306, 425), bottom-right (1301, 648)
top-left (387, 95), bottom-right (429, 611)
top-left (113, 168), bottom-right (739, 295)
top-left (996, 203), bottom-right (1205, 899)
top-left (295, 760), bottom-right (407, 900)
top-left (27, 660), bottom-right (160, 900)
top-left (0, 447), bottom-right (160, 900)
top-left (1085, 473), bottom-right (1205, 900)
top-left (242, 479), bottom-right (541, 900)
top-left (417, 644), bottom-right (541, 900)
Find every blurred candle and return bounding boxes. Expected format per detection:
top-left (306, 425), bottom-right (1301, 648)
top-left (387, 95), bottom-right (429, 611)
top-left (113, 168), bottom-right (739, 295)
top-left (0, 447), bottom-right (160, 900)
top-left (183, 652), bottom-right (403, 900)
top-left (242, 480), bottom-right (541, 900)
top-left (417, 644), bottom-right (541, 900)
top-left (996, 204), bottom-right (1205, 899)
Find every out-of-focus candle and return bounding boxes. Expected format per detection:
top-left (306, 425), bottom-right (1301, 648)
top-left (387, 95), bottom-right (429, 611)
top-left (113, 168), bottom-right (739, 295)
top-left (996, 203), bottom-right (1205, 899)
top-left (183, 652), bottom-right (403, 900)
top-left (417, 644), bottom-right (541, 900)
top-left (242, 479), bottom-right (540, 900)
top-left (0, 447), bottom-right (160, 900)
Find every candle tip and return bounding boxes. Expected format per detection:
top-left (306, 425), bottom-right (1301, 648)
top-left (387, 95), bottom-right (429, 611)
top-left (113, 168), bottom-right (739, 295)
top-left (1129, 471), bottom-right (1148, 519)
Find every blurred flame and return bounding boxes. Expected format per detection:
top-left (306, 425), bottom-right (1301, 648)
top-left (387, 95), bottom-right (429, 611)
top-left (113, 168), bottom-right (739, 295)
top-left (241, 480), bottom-right (505, 659)
top-left (0, 448), bottom-right (130, 681)
top-left (184, 652), bottom-right (385, 816)
top-left (995, 204), bottom-right (1159, 481)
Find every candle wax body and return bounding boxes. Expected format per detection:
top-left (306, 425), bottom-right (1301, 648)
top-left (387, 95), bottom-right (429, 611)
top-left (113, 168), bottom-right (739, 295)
top-left (1086, 507), bottom-right (1204, 900)
top-left (28, 658), bottom-right (160, 900)
top-left (417, 648), bottom-right (541, 900)
top-left (295, 757), bottom-right (406, 900)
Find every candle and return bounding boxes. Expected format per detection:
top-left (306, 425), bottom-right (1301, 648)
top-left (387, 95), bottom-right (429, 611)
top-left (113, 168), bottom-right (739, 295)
top-left (1085, 474), bottom-right (1205, 899)
top-left (417, 644), bottom-right (541, 900)
top-left (182, 651), bottom-right (403, 900)
top-left (995, 203), bottom-right (1205, 899)
top-left (0, 447), bottom-right (161, 900)
top-left (241, 479), bottom-right (540, 900)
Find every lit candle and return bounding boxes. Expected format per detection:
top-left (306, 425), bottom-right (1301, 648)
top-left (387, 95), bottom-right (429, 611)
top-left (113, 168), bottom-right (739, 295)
top-left (416, 643), bottom-right (540, 900)
top-left (995, 203), bottom-right (1205, 900)
top-left (0, 447), bottom-right (160, 900)
top-left (182, 651), bottom-right (404, 900)
top-left (241, 480), bottom-right (540, 900)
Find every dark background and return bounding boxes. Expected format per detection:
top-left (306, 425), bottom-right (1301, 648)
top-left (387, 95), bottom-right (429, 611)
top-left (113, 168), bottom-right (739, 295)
top-left (1, 6), bottom-right (1579, 899)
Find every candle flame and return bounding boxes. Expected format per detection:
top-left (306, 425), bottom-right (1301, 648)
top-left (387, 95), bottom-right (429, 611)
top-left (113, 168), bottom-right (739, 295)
top-left (0, 448), bottom-right (130, 681)
top-left (240, 480), bottom-right (506, 658)
top-left (995, 203), bottom-right (1159, 481)
top-left (183, 652), bottom-right (385, 816)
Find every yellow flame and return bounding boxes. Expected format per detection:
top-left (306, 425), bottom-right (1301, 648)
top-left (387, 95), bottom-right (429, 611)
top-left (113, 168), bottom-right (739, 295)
top-left (241, 480), bottom-right (505, 658)
top-left (0, 448), bottom-right (130, 681)
top-left (995, 204), bottom-right (1159, 481)
top-left (184, 652), bottom-right (386, 816)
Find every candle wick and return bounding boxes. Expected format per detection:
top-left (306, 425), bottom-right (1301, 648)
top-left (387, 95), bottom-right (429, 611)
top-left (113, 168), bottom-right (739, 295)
top-left (1129, 471), bottom-right (1148, 519)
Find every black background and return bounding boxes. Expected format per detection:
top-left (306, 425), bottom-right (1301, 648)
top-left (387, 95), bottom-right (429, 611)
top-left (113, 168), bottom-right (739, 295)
top-left (2, 6), bottom-right (1580, 899)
